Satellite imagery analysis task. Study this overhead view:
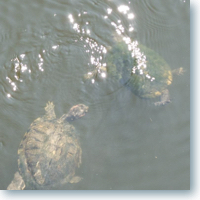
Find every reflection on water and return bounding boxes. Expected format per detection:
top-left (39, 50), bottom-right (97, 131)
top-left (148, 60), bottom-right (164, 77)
top-left (0, 0), bottom-right (189, 190)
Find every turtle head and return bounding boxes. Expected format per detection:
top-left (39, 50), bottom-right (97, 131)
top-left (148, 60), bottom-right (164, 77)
top-left (64, 104), bottom-right (89, 122)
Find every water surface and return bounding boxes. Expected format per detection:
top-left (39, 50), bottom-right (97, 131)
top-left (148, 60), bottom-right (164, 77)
top-left (0, 0), bottom-right (189, 190)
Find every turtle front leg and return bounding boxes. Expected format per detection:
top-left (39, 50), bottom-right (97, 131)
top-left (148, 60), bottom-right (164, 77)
top-left (154, 89), bottom-right (171, 106)
top-left (172, 67), bottom-right (185, 76)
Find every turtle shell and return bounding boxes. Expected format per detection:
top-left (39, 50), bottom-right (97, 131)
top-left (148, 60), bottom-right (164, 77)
top-left (106, 41), bottom-right (172, 99)
top-left (17, 116), bottom-right (82, 189)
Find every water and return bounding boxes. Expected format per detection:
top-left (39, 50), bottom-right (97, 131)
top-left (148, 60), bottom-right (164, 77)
top-left (0, 0), bottom-right (189, 190)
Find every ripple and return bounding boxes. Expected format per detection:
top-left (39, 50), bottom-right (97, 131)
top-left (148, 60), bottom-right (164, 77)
top-left (0, 141), bottom-right (3, 150)
top-left (139, 0), bottom-right (185, 28)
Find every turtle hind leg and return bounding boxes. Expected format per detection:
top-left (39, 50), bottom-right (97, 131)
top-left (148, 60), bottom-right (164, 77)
top-left (44, 101), bottom-right (56, 120)
top-left (154, 89), bottom-right (171, 106)
top-left (69, 176), bottom-right (82, 184)
top-left (7, 171), bottom-right (25, 190)
top-left (61, 175), bottom-right (82, 185)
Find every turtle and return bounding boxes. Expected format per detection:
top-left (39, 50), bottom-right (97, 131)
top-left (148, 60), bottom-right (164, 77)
top-left (84, 38), bottom-right (184, 106)
top-left (7, 101), bottom-right (88, 190)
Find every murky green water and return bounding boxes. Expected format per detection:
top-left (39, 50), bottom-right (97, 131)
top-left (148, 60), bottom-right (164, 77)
top-left (0, 0), bottom-right (189, 190)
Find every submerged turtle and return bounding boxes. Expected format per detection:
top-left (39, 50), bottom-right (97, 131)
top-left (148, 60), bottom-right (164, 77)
top-left (7, 101), bottom-right (88, 190)
top-left (85, 39), bottom-right (184, 106)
